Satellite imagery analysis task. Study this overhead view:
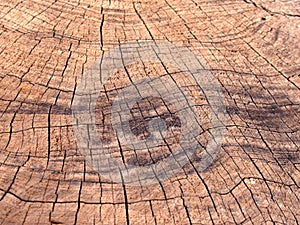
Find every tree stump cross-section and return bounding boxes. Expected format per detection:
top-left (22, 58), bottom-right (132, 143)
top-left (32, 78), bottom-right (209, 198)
top-left (0, 0), bottom-right (299, 224)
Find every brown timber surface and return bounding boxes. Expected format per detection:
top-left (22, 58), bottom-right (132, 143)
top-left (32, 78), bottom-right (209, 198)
top-left (0, 0), bottom-right (299, 224)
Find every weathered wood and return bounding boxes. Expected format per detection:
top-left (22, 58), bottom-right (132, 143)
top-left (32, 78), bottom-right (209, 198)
top-left (0, 0), bottom-right (299, 224)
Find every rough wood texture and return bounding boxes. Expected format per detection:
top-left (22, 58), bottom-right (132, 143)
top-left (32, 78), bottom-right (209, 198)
top-left (0, 0), bottom-right (299, 224)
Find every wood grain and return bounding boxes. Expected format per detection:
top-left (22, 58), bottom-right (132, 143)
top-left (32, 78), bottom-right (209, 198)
top-left (0, 0), bottom-right (299, 224)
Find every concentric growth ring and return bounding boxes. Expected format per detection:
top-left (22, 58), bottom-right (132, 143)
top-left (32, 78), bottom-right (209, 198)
top-left (72, 40), bottom-right (227, 186)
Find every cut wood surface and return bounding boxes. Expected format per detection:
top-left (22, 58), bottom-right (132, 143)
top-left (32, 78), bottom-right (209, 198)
top-left (0, 0), bottom-right (299, 224)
